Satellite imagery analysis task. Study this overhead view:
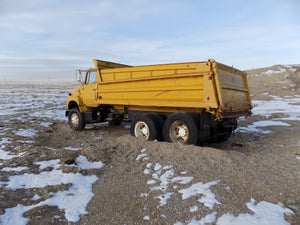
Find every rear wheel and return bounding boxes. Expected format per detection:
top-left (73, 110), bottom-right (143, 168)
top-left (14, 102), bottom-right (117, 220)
top-left (150, 114), bottom-right (165, 141)
top-left (130, 114), bottom-right (163, 141)
top-left (68, 108), bottom-right (86, 130)
top-left (163, 112), bottom-right (200, 145)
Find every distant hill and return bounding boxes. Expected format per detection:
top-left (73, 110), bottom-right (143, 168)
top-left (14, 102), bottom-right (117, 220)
top-left (245, 64), bottom-right (300, 99)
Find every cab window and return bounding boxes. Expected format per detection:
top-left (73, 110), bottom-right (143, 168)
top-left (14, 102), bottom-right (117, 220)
top-left (85, 71), bottom-right (97, 84)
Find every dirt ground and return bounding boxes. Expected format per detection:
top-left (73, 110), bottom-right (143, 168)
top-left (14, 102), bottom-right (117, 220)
top-left (0, 65), bottom-right (300, 224)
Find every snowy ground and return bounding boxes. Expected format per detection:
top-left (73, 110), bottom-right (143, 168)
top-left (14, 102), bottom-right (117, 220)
top-left (0, 82), bottom-right (103, 224)
top-left (0, 65), bottom-right (299, 225)
top-left (237, 95), bottom-right (300, 134)
top-left (136, 148), bottom-right (293, 225)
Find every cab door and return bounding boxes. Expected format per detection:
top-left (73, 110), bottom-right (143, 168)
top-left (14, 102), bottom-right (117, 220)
top-left (80, 70), bottom-right (98, 107)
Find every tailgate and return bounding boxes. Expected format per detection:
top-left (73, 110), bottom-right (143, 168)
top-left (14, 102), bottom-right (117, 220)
top-left (213, 61), bottom-right (252, 117)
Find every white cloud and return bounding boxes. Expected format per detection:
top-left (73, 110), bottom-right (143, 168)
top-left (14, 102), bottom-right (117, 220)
top-left (0, 0), bottom-right (299, 80)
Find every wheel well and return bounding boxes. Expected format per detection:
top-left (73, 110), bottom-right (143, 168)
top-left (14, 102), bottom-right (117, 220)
top-left (68, 101), bottom-right (78, 109)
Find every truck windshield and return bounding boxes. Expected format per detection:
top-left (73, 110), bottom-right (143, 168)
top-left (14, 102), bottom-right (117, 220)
top-left (85, 71), bottom-right (97, 84)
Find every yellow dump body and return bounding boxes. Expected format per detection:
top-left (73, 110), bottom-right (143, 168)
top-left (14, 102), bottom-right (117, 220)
top-left (68, 59), bottom-right (252, 119)
top-left (89, 59), bottom-right (251, 118)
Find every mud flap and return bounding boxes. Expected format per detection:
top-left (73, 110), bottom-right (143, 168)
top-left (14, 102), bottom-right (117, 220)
top-left (199, 111), bottom-right (212, 142)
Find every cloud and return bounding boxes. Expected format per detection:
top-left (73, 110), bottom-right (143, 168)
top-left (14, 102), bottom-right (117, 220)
top-left (0, 0), bottom-right (299, 80)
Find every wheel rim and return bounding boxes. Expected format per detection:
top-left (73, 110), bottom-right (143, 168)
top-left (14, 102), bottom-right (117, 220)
top-left (134, 121), bottom-right (150, 139)
top-left (70, 112), bottom-right (79, 127)
top-left (169, 121), bottom-right (189, 144)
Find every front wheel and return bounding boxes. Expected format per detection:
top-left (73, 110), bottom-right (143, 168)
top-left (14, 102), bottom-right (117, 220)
top-left (68, 108), bottom-right (86, 130)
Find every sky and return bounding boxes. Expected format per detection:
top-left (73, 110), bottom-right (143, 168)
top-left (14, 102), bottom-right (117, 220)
top-left (0, 0), bottom-right (299, 80)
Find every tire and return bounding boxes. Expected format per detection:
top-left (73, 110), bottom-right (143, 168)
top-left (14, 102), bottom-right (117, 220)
top-left (149, 114), bottom-right (165, 141)
top-left (130, 113), bottom-right (162, 141)
top-left (68, 108), bottom-right (86, 130)
top-left (163, 112), bottom-right (200, 145)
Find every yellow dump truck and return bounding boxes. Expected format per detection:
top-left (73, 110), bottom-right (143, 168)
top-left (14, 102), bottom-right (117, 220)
top-left (66, 59), bottom-right (252, 145)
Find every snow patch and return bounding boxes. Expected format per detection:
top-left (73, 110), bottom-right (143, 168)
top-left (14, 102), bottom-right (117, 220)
top-left (143, 215), bottom-right (150, 220)
top-left (252, 96), bottom-right (300, 121)
top-left (0, 149), bottom-right (26, 160)
top-left (32, 194), bottom-right (41, 201)
top-left (189, 205), bottom-right (198, 212)
top-left (216, 198), bottom-right (294, 225)
top-left (1, 166), bottom-right (28, 172)
top-left (146, 180), bottom-right (157, 185)
top-left (262, 68), bottom-right (286, 75)
top-left (35, 159), bottom-right (61, 170)
top-left (144, 168), bottom-right (151, 174)
top-left (0, 138), bottom-right (11, 145)
top-left (237, 120), bottom-right (291, 134)
top-left (40, 122), bottom-right (52, 128)
top-left (64, 147), bottom-right (82, 151)
top-left (75, 155), bottom-right (104, 169)
top-left (191, 212), bottom-right (217, 225)
top-left (13, 129), bottom-right (38, 137)
top-left (136, 153), bottom-right (147, 161)
top-left (0, 157), bottom-right (102, 223)
top-left (154, 192), bottom-right (173, 207)
top-left (172, 176), bottom-right (194, 184)
top-left (154, 163), bottom-right (163, 171)
top-left (179, 181), bottom-right (220, 209)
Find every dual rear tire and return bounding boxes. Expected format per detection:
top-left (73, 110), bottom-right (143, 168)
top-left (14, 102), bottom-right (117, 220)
top-left (163, 112), bottom-right (200, 145)
top-left (130, 114), bottom-right (164, 141)
top-left (130, 112), bottom-right (200, 145)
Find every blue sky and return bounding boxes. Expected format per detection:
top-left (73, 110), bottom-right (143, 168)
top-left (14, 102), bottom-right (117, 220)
top-left (0, 0), bottom-right (299, 80)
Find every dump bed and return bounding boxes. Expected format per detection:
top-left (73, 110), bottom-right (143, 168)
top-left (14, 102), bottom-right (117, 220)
top-left (94, 59), bottom-right (251, 118)
top-left (212, 61), bottom-right (252, 117)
